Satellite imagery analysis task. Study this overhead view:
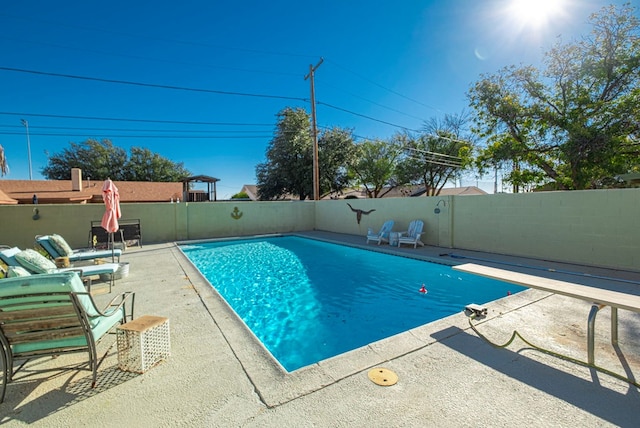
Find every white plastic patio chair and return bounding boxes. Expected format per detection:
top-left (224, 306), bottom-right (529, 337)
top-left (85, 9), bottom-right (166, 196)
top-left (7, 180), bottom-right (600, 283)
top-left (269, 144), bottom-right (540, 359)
top-left (366, 220), bottom-right (394, 245)
top-left (397, 220), bottom-right (424, 248)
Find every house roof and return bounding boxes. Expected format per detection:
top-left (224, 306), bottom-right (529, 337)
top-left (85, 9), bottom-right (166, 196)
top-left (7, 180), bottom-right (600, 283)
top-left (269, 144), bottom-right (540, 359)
top-left (182, 175), bottom-right (220, 183)
top-left (335, 185), bottom-right (487, 199)
top-left (0, 188), bottom-right (18, 205)
top-left (0, 179), bottom-right (183, 204)
top-left (241, 185), bottom-right (258, 200)
top-left (432, 186), bottom-right (488, 196)
top-left (240, 184), bottom-right (295, 201)
top-left (241, 184), bottom-right (488, 201)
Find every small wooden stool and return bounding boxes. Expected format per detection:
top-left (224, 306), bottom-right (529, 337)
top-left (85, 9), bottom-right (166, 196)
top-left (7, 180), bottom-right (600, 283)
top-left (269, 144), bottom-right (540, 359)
top-left (117, 315), bottom-right (170, 373)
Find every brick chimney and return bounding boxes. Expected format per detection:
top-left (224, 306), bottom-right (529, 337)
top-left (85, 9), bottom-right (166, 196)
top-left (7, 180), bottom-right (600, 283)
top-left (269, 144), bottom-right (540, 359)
top-left (71, 168), bottom-right (83, 191)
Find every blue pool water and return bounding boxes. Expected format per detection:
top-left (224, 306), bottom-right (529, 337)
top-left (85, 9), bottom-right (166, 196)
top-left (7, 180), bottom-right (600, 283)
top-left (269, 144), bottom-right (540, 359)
top-left (181, 236), bottom-right (523, 371)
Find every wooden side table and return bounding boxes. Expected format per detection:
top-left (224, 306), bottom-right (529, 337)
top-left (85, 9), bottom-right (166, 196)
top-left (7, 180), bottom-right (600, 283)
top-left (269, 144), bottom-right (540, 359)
top-left (117, 315), bottom-right (170, 373)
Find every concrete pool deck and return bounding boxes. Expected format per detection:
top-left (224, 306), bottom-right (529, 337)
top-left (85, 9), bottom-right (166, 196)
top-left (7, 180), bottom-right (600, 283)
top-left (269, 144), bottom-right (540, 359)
top-left (1, 231), bottom-right (639, 426)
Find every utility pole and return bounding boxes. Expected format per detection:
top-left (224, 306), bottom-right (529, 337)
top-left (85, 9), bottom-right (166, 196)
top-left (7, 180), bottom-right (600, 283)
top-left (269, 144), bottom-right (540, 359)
top-left (305, 57), bottom-right (323, 201)
top-left (21, 119), bottom-right (33, 180)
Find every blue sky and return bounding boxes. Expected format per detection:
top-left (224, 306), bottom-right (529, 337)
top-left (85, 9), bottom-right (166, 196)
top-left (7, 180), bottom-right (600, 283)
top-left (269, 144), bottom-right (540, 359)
top-left (0, 0), bottom-right (629, 197)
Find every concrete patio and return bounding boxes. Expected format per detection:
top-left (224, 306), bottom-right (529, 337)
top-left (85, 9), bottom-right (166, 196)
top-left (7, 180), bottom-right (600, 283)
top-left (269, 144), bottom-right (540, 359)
top-left (1, 231), bottom-right (639, 427)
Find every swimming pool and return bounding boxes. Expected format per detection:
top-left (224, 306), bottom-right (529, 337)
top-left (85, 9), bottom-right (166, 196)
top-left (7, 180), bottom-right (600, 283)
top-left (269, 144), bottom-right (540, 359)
top-left (181, 236), bottom-right (523, 371)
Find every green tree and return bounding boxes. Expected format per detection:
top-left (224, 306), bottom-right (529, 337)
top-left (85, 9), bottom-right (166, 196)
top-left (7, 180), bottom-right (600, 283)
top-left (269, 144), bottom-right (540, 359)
top-left (256, 107), bottom-right (355, 200)
top-left (350, 140), bottom-right (402, 198)
top-left (256, 107), bottom-right (313, 200)
top-left (318, 127), bottom-right (356, 198)
top-left (468, 3), bottom-right (640, 191)
top-left (42, 139), bottom-right (190, 181)
top-left (123, 147), bottom-right (190, 181)
top-left (42, 139), bottom-right (127, 180)
top-left (396, 113), bottom-right (473, 196)
top-left (231, 191), bottom-right (249, 199)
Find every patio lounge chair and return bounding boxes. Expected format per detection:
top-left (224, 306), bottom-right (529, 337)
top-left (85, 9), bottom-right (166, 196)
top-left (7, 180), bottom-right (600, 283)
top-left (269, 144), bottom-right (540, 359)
top-left (0, 246), bottom-right (120, 292)
top-left (366, 220), bottom-right (395, 245)
top-left (36, 234), bottom-right (122, 263)
top-left (0, 271), bottom-right (135, 403)
top-left (397, 220), bottom-right (424, 248)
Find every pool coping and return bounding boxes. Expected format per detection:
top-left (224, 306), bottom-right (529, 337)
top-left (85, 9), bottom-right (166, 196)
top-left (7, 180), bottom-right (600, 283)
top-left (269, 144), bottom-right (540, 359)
top-left (174, 233), bottom-right (553, 407)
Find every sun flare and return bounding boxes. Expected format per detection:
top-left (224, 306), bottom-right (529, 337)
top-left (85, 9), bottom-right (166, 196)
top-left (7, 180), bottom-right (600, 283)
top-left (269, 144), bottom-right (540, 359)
top-left (508, 0), bottom-right (565, 29)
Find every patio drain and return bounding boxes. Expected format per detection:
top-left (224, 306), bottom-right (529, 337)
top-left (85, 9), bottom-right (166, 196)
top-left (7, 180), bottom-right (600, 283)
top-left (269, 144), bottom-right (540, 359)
top-left (367, 367), bottom-right (398, 386)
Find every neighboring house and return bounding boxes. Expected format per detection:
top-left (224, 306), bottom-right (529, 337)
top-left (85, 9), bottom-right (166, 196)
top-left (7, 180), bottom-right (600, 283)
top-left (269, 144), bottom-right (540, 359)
top-left (239, 185), bottom-right (296, 201)
top-left (336, 185), bottom-right (487, 198)
top-left (0, 169), bottom-right (183, 204)
top-left (239, 184), bottom-right (487, 201)
top-left (240, 185), bottom-right (259, 201)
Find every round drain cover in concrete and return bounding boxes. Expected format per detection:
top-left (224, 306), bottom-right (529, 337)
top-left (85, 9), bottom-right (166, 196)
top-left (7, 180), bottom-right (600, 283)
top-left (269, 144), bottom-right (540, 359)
top-left (368, 368), bottom-right (398, 386)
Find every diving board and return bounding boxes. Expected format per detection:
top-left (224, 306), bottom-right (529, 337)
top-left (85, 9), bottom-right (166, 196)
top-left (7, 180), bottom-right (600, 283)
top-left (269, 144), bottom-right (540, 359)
top-left (453, 263), bottom-right (640, 365)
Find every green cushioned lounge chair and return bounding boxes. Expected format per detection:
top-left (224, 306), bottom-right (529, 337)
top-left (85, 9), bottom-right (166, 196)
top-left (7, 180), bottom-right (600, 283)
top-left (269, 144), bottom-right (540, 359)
top-left (36, 234), bottom-right (122, 263)
top-left (0, 272), bottom-right (135, 403)
top-left (0, 246), bottom-right (120, 293)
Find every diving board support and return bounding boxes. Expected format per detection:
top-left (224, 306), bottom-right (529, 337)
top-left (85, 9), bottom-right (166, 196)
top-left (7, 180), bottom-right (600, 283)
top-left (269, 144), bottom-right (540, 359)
top-left (453, 263), bottom-right (640, 366)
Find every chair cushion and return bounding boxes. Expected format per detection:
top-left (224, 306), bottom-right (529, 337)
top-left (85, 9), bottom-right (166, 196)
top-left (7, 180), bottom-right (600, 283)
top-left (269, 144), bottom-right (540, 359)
top-left (7, 266), bottom-right (31, 277)
top-left (36, 237), bottom-right (61, 258)
top-left (0, 246), bottom-right (21, 266)
top-left (49, 234), bottom-right (74, 257)
top-left (15, 249), bottom-right (57, 274)
top-left (0, 272), bottom-right (98, 316)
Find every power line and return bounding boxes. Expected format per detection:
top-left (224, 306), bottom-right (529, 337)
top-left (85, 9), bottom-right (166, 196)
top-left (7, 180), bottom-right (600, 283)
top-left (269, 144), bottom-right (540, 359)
top-left (404, 154), bottom-right (462, 168)
top-left (0, 66), bottom-right (307, 101)
top-left (324, 59), bottom-right (442, 113)
top-left (0, 35), bottom-right (302, 77)
top-left (0, 124), bottom-right (273, 133)
top-left (317, 101), bottom-right (419, 132)
top-left (0, 111), bottom-right (273, 126)
top-left (317, 79), bottom-right (427, 122)
top-left (0, 131), bottom-right (271, 139)
top-left (406, 147), bottom-right (463, 160)
top-left (0, 13), bottom-right (319, 60)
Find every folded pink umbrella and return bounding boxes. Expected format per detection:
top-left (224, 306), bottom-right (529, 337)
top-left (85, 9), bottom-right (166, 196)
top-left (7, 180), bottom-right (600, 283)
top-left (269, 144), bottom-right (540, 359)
top-left (101, 179), bottom-right (121, 263)
top-left (101, 179), bottom-right (121, 233)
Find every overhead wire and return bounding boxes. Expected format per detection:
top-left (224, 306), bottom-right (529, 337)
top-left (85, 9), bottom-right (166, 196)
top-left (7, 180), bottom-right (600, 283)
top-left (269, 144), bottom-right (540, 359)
top-left (406, 147), bottom-right (463, 160)
top-left (0, 12), bottom-right (319, 60)
top-left (1, 65), bottom-right (426, 134)
top-left (0, 66), bottom-right (307, 102)
top-left (0, 131), bottom-right (271, 139)
top-left (317, 101), bottom-right (419, 132)
top-left (316, 79), bottom-right (427, 122)
top-left (0, 12), bottom-right (451, 138)
top-left (0, 111), bottom-right (273, 126)
top-left (0, 35), bottom-right (302, 77)
top-left (0, 124), bottom-right (273, 133)
top-left (403, 154), bottom-right (462, 168)
top-left (324, 58), bottom-right (442, 113)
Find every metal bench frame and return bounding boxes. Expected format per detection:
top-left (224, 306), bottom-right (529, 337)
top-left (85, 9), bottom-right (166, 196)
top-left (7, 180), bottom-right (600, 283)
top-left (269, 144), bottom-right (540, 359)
top-left (453, 263), bottom-right (640, 365)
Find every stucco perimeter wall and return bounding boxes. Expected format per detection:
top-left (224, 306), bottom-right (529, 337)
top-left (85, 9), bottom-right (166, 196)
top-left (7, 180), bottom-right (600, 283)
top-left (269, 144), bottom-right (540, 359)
top-left (182, 201), bottom-right (315, 241)
top-left (451, 188), bottom-right (640, 271)
top-left (314, 197), bottom-right (453, 247)
top-left (314, 188), bottom-right (639, 271)
top-left (0, 203), bottom-right (108, 250)
top-left (1, 189), bottom-right (638, 271)
top-left (0, 201), bottom-right (315, 250)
